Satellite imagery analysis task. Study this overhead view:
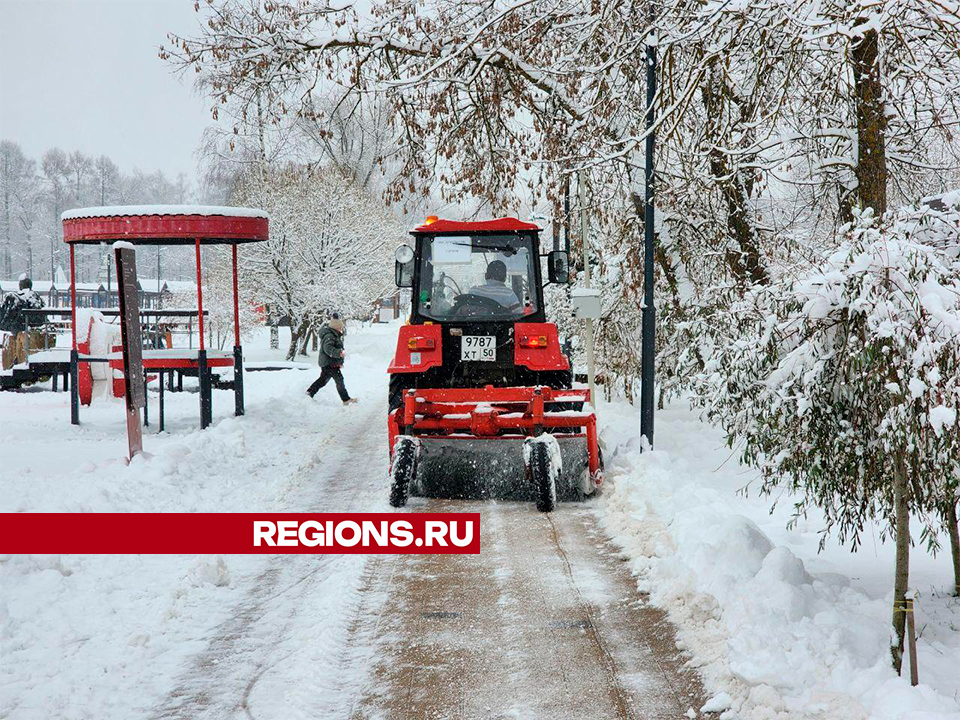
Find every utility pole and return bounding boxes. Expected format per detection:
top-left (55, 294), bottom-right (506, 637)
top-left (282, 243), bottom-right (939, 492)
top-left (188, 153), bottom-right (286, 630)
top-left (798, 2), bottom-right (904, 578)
top-left (640, 8), bottom-right (657, 450)
top-left (579, 171), bottom-right (597, 409)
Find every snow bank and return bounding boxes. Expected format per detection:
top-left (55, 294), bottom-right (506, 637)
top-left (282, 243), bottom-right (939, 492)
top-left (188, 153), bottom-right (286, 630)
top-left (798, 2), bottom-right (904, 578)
top-left (61, 205), bottom-right (268, 221)
top-left (598, 400), bottom-right (960, 720)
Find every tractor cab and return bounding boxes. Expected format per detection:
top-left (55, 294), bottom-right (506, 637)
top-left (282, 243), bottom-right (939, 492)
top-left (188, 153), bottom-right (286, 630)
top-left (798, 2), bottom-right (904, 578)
top-left (390, 217), bottom-right (572, 402)
top-left (397, 217), bottom-right (569, 324)
top-left (387, 217), bottom-right (601, 512)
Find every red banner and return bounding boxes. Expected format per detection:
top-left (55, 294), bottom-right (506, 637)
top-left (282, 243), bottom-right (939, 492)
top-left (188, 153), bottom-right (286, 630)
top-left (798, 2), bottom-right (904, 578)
top-left (0, 513), bottom-right (480, 554)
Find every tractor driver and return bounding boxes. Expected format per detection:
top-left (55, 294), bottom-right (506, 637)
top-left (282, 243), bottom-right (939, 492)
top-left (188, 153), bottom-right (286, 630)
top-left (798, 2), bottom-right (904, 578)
top-left (467, 260), bottom-right (521, 310)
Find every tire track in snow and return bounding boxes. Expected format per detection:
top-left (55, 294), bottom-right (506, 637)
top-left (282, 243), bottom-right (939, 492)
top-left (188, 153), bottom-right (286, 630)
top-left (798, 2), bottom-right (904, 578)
top-left (548, 505), bottom-right (707, 717)
top-left (152, 395), bottom-right (389, 720)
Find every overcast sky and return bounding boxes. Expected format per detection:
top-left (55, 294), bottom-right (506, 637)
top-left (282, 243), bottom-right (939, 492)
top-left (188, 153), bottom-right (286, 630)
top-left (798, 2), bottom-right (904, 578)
top-left (0, 0), bottom-right (213, 182)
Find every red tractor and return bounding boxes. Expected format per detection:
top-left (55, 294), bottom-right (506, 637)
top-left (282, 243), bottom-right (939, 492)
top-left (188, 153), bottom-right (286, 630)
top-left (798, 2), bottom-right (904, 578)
top-left (387, 217), bottom-right (602, 512)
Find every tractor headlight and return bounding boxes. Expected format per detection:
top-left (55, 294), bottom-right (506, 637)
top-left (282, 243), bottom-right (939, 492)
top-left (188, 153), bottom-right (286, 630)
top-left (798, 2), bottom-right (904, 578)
top-left (395, 244), bottom-right (415, 264)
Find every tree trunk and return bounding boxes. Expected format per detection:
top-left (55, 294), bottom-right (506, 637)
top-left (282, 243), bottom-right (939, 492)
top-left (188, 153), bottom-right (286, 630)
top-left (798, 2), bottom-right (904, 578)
top-left (715, 166), bottom-right (768, 286)
top-left (697, 64), bottom-right (768, 287)
top-left (298, 324), bottom-right (312, 356)
top-left (945, 500), bottom-right (960, 597)
top-left (286, 319), bottom-right (308, 361)
top-left (891, 457), bottom-right (911, 672)
top-left (851, 27), bottom-right (887, 216)
top-left (3, 186), bottom-right (12, 277)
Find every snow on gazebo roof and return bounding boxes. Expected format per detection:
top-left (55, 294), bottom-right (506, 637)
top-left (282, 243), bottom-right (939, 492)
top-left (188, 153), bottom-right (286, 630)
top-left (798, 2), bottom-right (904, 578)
top-left (61, 205), bottom-right (268, 221)
top-left (61, 205), bottom-right (269, 246)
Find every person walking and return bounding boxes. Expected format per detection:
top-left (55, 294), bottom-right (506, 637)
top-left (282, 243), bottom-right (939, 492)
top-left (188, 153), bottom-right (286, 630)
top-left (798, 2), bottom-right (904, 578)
top-left (306, 315), bottom-right (357, 405)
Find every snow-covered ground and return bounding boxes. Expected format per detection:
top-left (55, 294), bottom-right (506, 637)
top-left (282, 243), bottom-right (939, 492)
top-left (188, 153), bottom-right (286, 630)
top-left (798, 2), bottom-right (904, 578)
top-left (1, 323), bottom-right (396, 719)
top-left (1, 320), bottom-right (957, 719)
top-left (599, 401), bottom-right (960, 720)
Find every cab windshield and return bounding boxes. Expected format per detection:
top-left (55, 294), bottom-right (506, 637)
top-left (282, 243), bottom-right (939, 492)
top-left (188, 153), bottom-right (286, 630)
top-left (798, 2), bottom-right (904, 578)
top-left (418, 234), bottom-right (539, 321)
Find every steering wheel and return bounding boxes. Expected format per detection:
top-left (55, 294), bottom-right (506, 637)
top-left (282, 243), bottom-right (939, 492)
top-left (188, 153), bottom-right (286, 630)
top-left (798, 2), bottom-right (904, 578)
top-left (441, 274), bottom-right (463, 295)
top-left (451, 293), bottom-right (505, 317)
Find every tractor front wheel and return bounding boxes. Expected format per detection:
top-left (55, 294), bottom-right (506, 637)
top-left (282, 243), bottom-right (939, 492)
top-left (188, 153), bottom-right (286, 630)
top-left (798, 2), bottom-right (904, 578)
top-left (526, 439), bottom-right (557, 513)
top-left (389, 436), bottom-right (420, 508)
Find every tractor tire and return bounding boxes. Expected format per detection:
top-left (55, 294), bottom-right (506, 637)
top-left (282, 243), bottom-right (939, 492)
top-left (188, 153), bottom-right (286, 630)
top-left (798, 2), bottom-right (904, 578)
top-left (528, 440), bottom-right (557, 513)
top-left (389, 436), bottom-right (420, 508)
top-left (389, 374), bottom-right (412, 412)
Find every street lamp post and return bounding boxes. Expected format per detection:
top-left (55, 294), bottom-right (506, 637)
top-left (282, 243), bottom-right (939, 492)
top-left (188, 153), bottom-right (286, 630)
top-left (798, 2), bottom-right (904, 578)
top-left (640, 9), bottom-right (657, 450)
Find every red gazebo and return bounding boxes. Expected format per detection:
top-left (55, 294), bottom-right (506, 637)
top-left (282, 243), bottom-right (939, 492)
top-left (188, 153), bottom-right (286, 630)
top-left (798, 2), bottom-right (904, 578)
top-left (61, 205), bottom-right (268, 429)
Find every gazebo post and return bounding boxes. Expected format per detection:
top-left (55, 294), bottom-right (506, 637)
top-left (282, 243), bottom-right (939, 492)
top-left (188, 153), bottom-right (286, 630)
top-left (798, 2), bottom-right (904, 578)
top-left (69, 243), bottom-right (80, 425)
top-left (231, 243), bottom-right (244, 416)
top-left (195, 238), bottom-right (211, 429)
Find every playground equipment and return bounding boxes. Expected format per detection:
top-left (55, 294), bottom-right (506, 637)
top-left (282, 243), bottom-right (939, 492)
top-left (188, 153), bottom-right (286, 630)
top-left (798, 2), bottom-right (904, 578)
top-left (61, 206), bottom-right (268, 428)
top-left (387, 217), bottom-right (602, 512)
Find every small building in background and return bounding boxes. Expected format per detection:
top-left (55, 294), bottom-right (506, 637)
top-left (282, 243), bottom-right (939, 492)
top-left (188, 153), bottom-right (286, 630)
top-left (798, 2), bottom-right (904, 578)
top-left (373, 292), bottom-right (401, 322)
top-left (0, 278), bottom-right (197, 309)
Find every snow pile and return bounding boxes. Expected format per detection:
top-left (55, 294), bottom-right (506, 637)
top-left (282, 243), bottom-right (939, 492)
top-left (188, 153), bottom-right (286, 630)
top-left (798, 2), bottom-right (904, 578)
top-left (598, 401), bottom-right (960, 720)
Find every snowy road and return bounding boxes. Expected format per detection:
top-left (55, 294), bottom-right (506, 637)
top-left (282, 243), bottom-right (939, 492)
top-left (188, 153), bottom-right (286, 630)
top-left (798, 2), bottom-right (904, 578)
top-left (8, 322), bottom-right (953, 719)
top-left (347, 500), bottom-right (705, 720)
top-left (152, 501), bottom-right (705, 719)
top-left (1, 322), bottom-right (706, 720)
top-left (143, 390), bottom-right (704, 719)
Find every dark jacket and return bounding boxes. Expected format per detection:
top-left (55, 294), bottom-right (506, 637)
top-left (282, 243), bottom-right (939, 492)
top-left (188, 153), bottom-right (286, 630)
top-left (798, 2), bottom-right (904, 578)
top-left (0, 289), bottom-right (44, 333)
top-left (317, 324), bottom-right (344, 368)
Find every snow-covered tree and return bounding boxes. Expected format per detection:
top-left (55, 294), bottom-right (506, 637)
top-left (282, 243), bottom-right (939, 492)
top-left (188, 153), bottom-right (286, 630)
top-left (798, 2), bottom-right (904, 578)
top-left (0, 139), bottom-right (202, 282)
top-left (230, 163), bottom-right (403, 359)
top-left (93, 155), bottom-right (120, 206)
top-left (689, 203), bottom-right (960, 671)
top-left (0, 141), bottom-right (36, 277)
top-left (163, 0), bottom-right (960, 394)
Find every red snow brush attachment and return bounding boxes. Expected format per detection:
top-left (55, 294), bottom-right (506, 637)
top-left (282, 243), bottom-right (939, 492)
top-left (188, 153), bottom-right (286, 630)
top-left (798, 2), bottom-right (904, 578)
top-left (387, 385), bottom-right (603, 511)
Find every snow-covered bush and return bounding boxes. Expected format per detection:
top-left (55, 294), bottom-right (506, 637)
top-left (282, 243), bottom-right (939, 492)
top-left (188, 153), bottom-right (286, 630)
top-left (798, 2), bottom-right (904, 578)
top-left (691, 205), bottom-right (960, 668)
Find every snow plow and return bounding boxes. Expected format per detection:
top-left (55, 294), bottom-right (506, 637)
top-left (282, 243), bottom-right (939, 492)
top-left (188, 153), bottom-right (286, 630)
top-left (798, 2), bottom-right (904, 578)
top-left (387, 217), bottom-right (602, 512)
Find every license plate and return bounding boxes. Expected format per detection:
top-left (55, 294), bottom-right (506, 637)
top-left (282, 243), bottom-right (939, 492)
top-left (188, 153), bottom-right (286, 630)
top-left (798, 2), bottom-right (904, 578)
top-left (461, 335), bottom-right (496, 361)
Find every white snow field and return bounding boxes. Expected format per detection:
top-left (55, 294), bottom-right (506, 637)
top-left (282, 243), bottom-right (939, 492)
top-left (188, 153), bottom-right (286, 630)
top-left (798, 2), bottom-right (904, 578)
top-left (0, 320), bottom-right (957, 719)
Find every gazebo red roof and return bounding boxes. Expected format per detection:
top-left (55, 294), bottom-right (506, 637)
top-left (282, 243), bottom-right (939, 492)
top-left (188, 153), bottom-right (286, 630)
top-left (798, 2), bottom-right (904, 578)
top-left (62, 206), bottom-right (269, 245)
top-left (412, 217), bottom-right (541, 234)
